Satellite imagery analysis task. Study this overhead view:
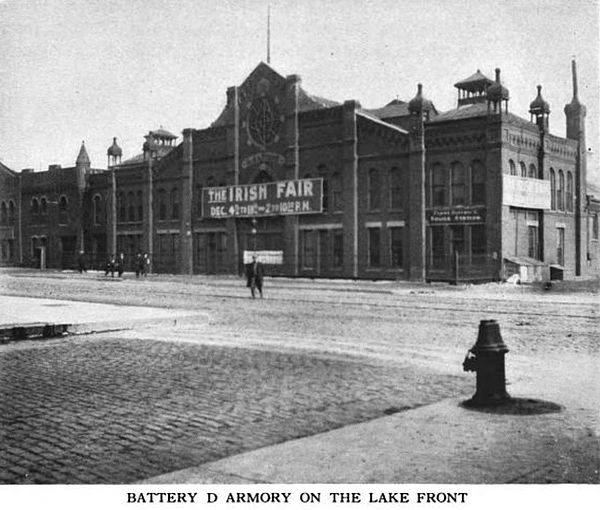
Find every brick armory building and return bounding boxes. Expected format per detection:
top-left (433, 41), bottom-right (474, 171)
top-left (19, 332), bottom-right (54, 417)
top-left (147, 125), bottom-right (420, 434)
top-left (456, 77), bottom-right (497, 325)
top-left (2, 60), bottom-right (599, 280)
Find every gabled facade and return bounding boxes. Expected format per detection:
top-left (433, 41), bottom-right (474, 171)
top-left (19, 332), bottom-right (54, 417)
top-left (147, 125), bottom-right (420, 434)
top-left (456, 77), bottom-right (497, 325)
top-left (3, 60), bottom-right (599, 281)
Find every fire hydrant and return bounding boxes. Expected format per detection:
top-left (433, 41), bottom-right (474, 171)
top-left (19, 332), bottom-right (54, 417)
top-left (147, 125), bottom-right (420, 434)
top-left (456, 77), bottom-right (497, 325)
top-left (463, 319), bottom-right (510, 405)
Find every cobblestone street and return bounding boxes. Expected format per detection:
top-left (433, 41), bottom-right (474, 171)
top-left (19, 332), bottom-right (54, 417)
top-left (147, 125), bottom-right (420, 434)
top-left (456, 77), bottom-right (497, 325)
top-left (0, 333), bottom-right (469, 484)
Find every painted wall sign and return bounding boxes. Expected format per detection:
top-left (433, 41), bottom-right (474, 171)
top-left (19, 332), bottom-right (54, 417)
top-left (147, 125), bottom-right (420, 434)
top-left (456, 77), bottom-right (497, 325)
top-left (240, 152), bottom-right (285, 169)
top-left (202, 178), bottom-right (323, 218)
top-left (502, 174), bottom-right (551, 209)
top-left (427, 207), bottom-right (486, 224)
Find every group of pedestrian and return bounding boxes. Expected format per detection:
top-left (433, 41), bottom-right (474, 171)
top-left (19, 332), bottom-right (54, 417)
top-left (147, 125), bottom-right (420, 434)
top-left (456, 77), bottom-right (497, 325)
top-left (103, 252), bottom-right (150, 278)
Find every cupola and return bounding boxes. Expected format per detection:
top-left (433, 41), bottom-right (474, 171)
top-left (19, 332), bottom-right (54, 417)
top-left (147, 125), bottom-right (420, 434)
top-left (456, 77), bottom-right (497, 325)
top-left (107, 137), bottom-right (123, 166)
top-left (529, 85), bottom-right (550, 130)
top-left (408, 83), bottom-right (433, 119)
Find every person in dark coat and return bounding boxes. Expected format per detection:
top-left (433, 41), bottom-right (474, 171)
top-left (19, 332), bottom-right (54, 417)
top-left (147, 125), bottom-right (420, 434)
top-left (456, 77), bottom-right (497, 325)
top-left (135, 252), bottom-right (143, 278)
top-left (142, 253), bottom-right (150, 276)
top-left (116, 252), bottom-right (125, 277)
top-left (245, 255), bottom-right (264, 298)
top-left (77, 251), bottom-right (87, 273)
top-left (105, 255), bottom-right (115, 277)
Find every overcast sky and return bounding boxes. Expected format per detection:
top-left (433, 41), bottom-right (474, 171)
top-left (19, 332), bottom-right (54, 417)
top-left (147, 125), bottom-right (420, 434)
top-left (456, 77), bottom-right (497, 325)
top-left (1, 0), bottom-right (598, 183)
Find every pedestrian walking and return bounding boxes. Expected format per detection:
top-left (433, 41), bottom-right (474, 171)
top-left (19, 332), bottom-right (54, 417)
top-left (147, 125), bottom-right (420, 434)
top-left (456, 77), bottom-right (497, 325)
top-left (105, 255), bottom-right (115, 277)
top-left (245, 254), bottom-right (264, 298)
top-left (135, 252), bottom-right (143, 278)
top-left (116, 252), bottom-right (125, 277)
top-left (142, 253), bottom-right (150, 276)
top-left (77, 250), bottom-right (88, 273)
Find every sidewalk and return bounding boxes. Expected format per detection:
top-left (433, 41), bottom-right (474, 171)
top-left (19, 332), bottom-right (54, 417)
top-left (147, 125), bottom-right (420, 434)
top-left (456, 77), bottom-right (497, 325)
top-left (141, 356), bottom-right (599, 484)
top-left (0, 295), bottom-right (205, 335)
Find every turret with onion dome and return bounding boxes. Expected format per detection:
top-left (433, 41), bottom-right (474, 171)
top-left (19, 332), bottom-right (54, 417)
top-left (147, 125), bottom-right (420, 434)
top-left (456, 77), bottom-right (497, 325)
top-left (107, 137), bottom-right (123, 166)
top-left (408, 83), bottom-right (434, 120)
top-left (529, 85), bottom-right (550, 130)
top-left (486, 68), bottom-right (509, 114)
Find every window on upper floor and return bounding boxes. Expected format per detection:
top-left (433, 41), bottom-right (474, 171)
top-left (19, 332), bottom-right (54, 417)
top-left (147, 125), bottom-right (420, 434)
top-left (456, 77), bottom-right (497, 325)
top-left (158, 189), bottom-right (166, 220)
top-left (331, 173), bottom-right (343, 211)
top-left (509, 160), bottom-right (517, 176)
top-left (471, 160), bottom-right (486, 205)
top-left (137, 191), bottom-right (143, 221)
top-left (566, 172), bottom-right (574, 212)
top-left (529, 164), bottom-right (537, 179)
top-left (550, 169), bottom-right (556, 210)
top-left (127, 191), bottom-right (135, 222)
top-left (451, 162), bottom-right (466, 206)
top-left (40, 197), bottom-right (47, 217)
top-left (389, 167), bottom-right (403, 210)
top-left (593, 214), bottom-right (599, 240)
top-left (368, 169), bottom-right (381, 211)
top-left (58, 196), bottom-right (68, 225)
top-left (0, 202), bottom-right (6, 224)
top-left (8, 201), bottom-right (15, 225)
top-left (118, 192), bottom-right (125, 221)
top-left (520, 161), bottom-right (527, 178)
top-left (431, 164), bottom-right (446, 207)
top-left (93, 195), bottom-right (102, 225)
top-left (171, 188), bottom-right (179, 220)
top-left (557, 170), bottom-right (565, 211)
top-left (31, 198), bottom-right (39, 221)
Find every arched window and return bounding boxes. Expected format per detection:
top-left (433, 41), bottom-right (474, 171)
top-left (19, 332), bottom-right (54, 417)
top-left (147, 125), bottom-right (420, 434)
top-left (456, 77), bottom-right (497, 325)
top-left (58, 196), bottom-right (68, 224)
top-left (331, 173), bottom-right (343, 211)
top-left (529, 164), bottom-right (537, 179)
top-left (550, 169), bottom-right (556, 210)
top-left (471, 160), bottom-right (486, 204)
top-left (520, 162), bottom-right (527, 177)
top-left (93, 195), bottom-right (102, 225)
top-left (127, 191), bottom-right (135, 221)
top-left (0, 202), bottom-right (6, 224)
top-left (8, 201), bottom-right (15, 224)
top-left (158, 188), bottom-right (166, 220)
top-left (566, 172), bottom-right (574, 212)
top-left (557, 170), bottom-right (565, 211)
top-left (118, 192), bottom-right (125, 221)
top-left (389, 167), bottom-right (403, 210)
top-left (318, 165), bottom-right (328, 212)
top-left (432, 164), bottom-right (446, 206)
top-left (137, 191), bottom-right (143, 221)
top-left (368, 168), bottom-right (381, 210)
top-left (40, 197), bottom-right (47, 219)
top-left (509, 160), bottom-right (517, 175)
top-left (31, 198), bottom-right (39, 221)
top-left (171, 188), bottom-right (179, 220)
top-left (451, 162), bottom-right (466, 206)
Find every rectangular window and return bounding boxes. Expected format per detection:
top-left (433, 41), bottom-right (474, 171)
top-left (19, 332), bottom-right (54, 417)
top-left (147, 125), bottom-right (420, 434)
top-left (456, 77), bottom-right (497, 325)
top-left (556, 227), bottom-right (565, 266)
top-left (430, 226), bottom-right (445, 268)
top-left (368, 228), bottom-right (380, 268)
top-left (302, 230), bottom-right (317, 270)
top-left (332, 230), bottom-right (344, 268)
top-left (389, 227), bottom-right (404, 268)
top-left (528, 225), bottom-right (539, 260)
top-left (450, 225), bottom-right (466, 256)
top-left (432, 167), bottom-right (446, 207)
top-left (471, 225), bottom-right (486, 256)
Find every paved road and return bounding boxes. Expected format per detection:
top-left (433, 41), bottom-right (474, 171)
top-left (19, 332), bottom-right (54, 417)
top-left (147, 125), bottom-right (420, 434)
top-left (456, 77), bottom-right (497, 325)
top-left (0, 334), bottom-right (469, 483)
